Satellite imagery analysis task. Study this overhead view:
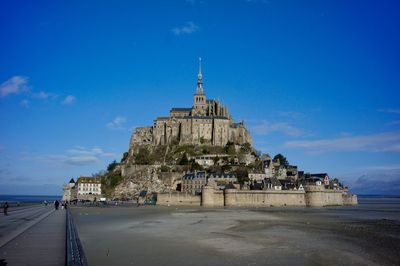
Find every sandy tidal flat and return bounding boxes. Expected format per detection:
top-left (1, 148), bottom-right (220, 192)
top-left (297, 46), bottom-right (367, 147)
top-left (72, 198), bottom-right (400, 266)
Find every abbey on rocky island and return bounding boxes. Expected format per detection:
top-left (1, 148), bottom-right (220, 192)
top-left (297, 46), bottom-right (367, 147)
top-left (129, 59), bottom-right (252, 151)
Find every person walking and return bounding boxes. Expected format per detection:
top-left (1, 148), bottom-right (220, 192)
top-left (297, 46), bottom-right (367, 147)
top-left (54, 200), bottom-right (60, 210)
top-left (3, 202), bottom-right (9, 215)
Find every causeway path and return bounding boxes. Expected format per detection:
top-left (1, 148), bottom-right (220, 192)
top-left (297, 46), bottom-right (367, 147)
top-left (0, 206), bottom-right (66, 265)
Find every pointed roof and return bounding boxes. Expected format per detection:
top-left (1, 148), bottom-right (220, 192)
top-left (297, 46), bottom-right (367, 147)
top-left (195, 57), bottom-right (204, 95)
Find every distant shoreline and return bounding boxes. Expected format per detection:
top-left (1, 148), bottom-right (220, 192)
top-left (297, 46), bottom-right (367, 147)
top-left (0, 194), bottom-right (62, 204)
top-left (357, 194), bottom-right (400, 198)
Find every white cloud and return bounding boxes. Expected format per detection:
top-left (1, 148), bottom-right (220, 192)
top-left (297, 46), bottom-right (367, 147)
top-left (285, 131), bottom-right (400, 154)
top-left (32, 91), bottom-right (49, 99)
top-left (0, 76), bottom-right (63, 106)
top-left (252, 120), bottom-right (303, 136)
top-left (0, 76), bottom-right (30, 97)
top-left (23, 146), bottom-right (116, 166)
top-left (106, 117), bottom-right (127, 130)
top-left (172, 21), bottom-right (199, 35)
top-left (61, 95), bottom-right (76, 105)
top-left (378, 108), bottom-right (400, 114)
top-left (64, 156), bottom-right (99, 165)
top-left (67, 146), bottom-right (115, 157)
top-left (20, 99), bottom-right (30, 108)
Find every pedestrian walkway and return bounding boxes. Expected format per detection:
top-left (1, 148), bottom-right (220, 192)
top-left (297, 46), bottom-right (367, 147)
top-left (0, 205), bottom-right (54, 248)
top-left (0, 209), bottom-right (66, 266)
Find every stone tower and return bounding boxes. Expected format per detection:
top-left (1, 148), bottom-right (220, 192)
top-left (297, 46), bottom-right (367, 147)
top-left (193, 58), bottom-right (207, 116)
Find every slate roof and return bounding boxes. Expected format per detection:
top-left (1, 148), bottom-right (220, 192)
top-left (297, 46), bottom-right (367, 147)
top-left (183, 171), bottom-right (237, 180)
top-left (171, 108), bottom-right (192, 112)
top-left (76, 177), bottom-right (100, 184)
top-left (304, 177), bottom-right (323, 183)
top-left (182, 171), bottom-right (207, 180)
top-left (208, 172), bottom-right (237, 179)
top-left (155, 117), bottom-right (170, 120)
top-left (310, 173), bottom-right (328, 178)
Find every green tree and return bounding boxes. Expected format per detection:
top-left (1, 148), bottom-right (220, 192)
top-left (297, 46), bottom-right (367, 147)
top-left (160, 165), bottom-right (170, 172)
top-left (135, 147), bottom-right (153, 165)
top-left (202, 147), bottom-right (210, 154)
top-left (110, 174), bottom-right (123, 187)
top-left (107, 160), bottom-right (118, 172)
top-left (120, 152), bottom-right (129, 163)
top-left (224, 141), bottom-right (236, 155)
top-left (191, 162), bottom-right (203, 171)
top-left (235, 166), bottom-right (249, 185)
top-left (213, 156), bottom-right (220, 165)
top-left (273, 153), bottom-right (289, 166)
top-left (240, 143), bottom-right (252, 153)
top-left (221, 164), bottom-right (232, 172)
top-left (178, 153), bottom-right (189, 165)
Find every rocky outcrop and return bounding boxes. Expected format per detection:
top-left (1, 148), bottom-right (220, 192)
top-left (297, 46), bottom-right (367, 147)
top-left (112, 166), bottom-right (169, 199)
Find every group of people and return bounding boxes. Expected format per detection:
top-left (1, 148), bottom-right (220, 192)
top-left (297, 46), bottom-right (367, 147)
top-left (53, 200), bottom-right (68, 210)
top-left (2, 199), bottom-right (70, 215)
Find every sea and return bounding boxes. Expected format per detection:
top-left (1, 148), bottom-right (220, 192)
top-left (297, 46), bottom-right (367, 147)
top-left (0, 194), bottom-right (61, 204)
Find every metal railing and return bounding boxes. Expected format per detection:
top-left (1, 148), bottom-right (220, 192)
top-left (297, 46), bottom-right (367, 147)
top-left (66, 207), bottom-right (88, 266)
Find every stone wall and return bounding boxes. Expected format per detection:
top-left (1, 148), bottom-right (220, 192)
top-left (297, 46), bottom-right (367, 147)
top-left (342, 194), bottom-right (358, 205)
top-left (157, 186), bottom-right (357, 208)
top-left (157, 192), bottom-right (201, 206)
top-left (202, 187), bottom-right (224, 207)
top-left (121, 164), bottom-right (161, 177)
top-left (224, 189), bottom-right (306, 207)
top-left (304, 186), bottom-right (344, 207)
top-left (128, 115), bottom-right (252, 151)
top-left (159, 172), bottom-right (184, 188)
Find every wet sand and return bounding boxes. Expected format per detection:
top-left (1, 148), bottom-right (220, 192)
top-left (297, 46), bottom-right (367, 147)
top-left (71, 198), bottom-right (400, 265)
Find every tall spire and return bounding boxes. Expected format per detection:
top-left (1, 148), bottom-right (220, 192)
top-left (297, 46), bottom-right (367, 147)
top-left (198, 57), bottom-right (202, 76)
top-left (196, 57), bottom-right (204, 95)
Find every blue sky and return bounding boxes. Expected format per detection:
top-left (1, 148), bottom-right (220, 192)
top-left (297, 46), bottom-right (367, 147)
top-left (1, 0), bottom-right (399, 195)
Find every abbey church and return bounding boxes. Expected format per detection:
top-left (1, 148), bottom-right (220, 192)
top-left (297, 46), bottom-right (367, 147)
top-left (129, 59), bottom-right (252, 151)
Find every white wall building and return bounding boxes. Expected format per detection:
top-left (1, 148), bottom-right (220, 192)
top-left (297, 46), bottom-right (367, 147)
top-left (75, 177), bottom-right (102, 197)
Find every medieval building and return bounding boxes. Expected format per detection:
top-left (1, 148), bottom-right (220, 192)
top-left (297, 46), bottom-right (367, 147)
top-left (129, 59), bottom-right (252, 152)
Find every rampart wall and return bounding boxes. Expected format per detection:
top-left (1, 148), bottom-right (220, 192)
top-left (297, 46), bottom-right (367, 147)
top-left (342, 194), bottom-right (358, 206)
top-left (157, 192), bottom-right (200, 206)
top-left (304, 186), bottom-right (344, 207)
top-left (224, 189), bottom-right (306, 207)
top-left (202, 187), bottom-right (224, 207)
top-left (157, 186), bottom-right (358, 207)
